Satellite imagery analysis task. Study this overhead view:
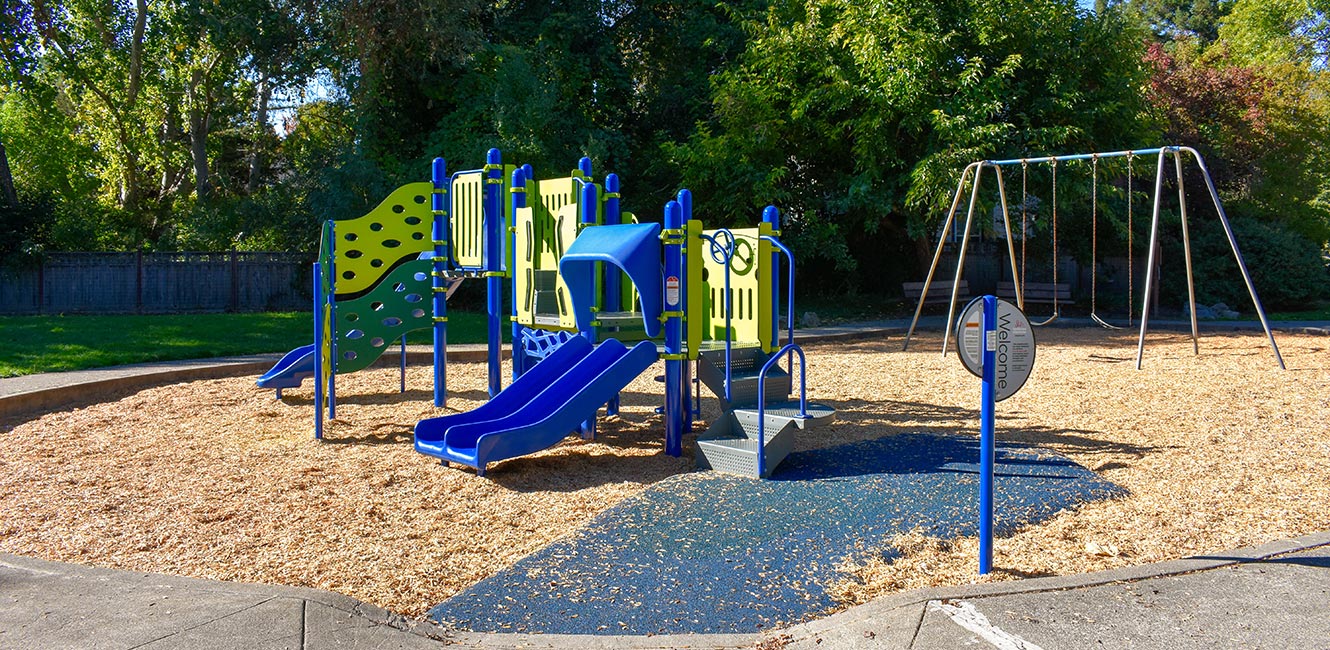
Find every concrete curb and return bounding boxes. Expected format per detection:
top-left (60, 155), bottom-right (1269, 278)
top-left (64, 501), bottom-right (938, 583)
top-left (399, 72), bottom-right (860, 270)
top-left (769, 529), bottom-right (1330, 648)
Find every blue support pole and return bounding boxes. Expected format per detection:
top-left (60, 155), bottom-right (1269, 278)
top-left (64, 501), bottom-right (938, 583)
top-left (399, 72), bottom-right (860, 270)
top-left (312, 261), bottom-right (324, 440)
top-left (580, 179), bottom-right (599, 344)
top-left (578, 178), bottom-right (599, 440)
top-left (664, 200), bottom-right (685, 457)
top-left (677, 189), bottom-right (694, 431)
top-left (510, 167), bottom-right (528, 381)
top-left (327, 225), bottom-right (337, 420)
top-left (980, 294), bottom-right (997, 575)
top-left (485, 148), bottom-right (503, 398)
top-left (432, 157), bottom-right (449, 408)
top-left (578, 156), bottom-right (593, 178)
top-left (604, 173), bottom-right (622, 417)
top-left (764, 206), bottom-right (782, 348)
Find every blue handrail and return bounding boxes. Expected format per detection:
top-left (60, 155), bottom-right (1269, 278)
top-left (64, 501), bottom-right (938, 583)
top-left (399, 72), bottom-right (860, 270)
top-left (698, 229), bottom-right (736, 402)
top-left (760, 234), bottom-right (796, 350)
top-left (756, 343), bottom-right (808, 478)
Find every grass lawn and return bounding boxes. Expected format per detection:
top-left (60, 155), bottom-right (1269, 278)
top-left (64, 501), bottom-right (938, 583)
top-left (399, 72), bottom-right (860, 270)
top-left (0, 311), bottom-right (500, 378)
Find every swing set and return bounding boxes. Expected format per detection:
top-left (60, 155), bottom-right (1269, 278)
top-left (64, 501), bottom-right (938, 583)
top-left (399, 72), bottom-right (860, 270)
top-left (902, 146), bottom-right (1285, 370)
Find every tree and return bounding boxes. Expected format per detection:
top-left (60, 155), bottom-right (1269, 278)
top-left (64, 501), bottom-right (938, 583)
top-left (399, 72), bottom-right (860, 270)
top-left (667, 0), bottom-right (1150, 292)
top-left (1125, 0), bottom-right (1235, 42)
top-left (1221, 0), bottom-right (1330, 68)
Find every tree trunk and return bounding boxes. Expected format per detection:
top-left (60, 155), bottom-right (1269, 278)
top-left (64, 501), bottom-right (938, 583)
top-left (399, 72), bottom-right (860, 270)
top-left (0, 140), bottom-right (16, 207)
top-left (246, 77), bottom-right (272, 195)
top-left (189, 68), bottom-right (212, 202)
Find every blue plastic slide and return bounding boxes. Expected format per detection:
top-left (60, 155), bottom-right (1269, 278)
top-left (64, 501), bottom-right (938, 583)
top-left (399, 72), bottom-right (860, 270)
top-left (413, 338), bottom-right (659, 475)
top-left (256, 344), bottom-right (317, 390)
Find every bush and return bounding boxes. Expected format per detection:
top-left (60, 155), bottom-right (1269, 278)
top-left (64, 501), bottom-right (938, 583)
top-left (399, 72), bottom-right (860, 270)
top-left (1162, 210), bottom-right (1329, 312)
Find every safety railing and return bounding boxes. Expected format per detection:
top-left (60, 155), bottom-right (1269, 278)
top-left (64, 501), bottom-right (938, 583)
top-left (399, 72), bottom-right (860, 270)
top-left (756, 343), bottom-right (809, 478)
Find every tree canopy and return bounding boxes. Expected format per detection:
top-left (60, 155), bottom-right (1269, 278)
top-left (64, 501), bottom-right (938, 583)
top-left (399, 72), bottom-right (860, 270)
top-left (1, 0), bottom-right (1326, 304)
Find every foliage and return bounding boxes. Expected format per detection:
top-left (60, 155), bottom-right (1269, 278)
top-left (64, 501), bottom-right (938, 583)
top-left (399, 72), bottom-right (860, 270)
top-left (666, 0), bottom-right (1150, 293)
top-left (0, 0), bottom-right (1326, 310)
top-left (1124, 0), bottom-right (1235, 42)
top-left (1160, 209), bottom-right (1329, 310)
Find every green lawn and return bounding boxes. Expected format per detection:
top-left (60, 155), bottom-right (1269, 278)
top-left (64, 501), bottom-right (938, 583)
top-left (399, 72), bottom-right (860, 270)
top-left (0, 311), bottom-right (500, 378)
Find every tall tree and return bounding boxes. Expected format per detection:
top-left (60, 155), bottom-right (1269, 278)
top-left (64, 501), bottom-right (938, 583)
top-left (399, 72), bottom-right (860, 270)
top-left (668, 0), bottom-right (1149, 290)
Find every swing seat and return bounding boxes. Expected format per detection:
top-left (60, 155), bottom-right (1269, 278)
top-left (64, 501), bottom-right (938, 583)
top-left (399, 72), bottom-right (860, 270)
top-left (997, 281), bottom-right (1073, 305)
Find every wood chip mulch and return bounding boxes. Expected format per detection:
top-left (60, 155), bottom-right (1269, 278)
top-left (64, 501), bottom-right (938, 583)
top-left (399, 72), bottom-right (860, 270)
top-left (1, 329), bottom-right (1326, 621)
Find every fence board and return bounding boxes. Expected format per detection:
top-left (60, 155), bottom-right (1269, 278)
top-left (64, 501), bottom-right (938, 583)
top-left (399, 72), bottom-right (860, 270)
top-left (0, 252), bottom-right (310, 315)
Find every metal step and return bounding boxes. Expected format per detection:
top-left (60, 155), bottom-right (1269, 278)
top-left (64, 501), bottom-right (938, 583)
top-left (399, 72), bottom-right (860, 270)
top-left (733, 402), bottom-right (837, 431)
top-left (697, 348), bottom-right (791, 409)
top-left (695, 412), bottom-right (797, 479)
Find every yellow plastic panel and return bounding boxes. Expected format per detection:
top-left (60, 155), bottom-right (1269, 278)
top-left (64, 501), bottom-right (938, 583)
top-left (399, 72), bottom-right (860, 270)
top-left (451, 172), bottom-right (486, 269)
top-left (554, 203), bottom-right (580, 330)
top-left (514, 206), bottom-right (535, 327)
top-left (700, 227), bottom-right (769, 348)
top-left (331, 182), bottom-right (433, 296)
top-left (685, 219), bottom-right (704, 358)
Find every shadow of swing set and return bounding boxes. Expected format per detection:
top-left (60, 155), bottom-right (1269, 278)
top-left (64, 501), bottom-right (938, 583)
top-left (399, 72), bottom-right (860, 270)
top-left (903, 146), bottom-right (1285, 370)
top-left (258, 149), bottom-right (834, 478)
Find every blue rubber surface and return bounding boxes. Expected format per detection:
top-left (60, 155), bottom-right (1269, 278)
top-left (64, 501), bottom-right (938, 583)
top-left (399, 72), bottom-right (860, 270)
top-left (428, 432), bottom-right (1124, 634)
top-left (256, 344), bottom-right (316, 390)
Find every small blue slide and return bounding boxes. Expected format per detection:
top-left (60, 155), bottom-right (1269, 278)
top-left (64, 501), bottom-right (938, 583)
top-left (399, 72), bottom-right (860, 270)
top-left (414, 338), bottom-right (659, 475)
top-left (256, 344), bottom-right (317, 390)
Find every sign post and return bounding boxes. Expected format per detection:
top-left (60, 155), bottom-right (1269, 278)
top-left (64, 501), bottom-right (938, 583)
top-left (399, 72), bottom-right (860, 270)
top-left (956, 296), bottom-right (1036, 575)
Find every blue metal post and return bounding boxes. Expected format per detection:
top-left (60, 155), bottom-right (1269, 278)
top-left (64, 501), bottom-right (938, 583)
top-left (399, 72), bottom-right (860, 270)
top-left (677, 189), bottom-right (694, 430)
top-left (764, 206), bottom-right (782, 348)
top-left (431, 157), bottom-right (449, 408)
top-left (578, 156), bottom-right (593, 178)
top-left (312, 261), bottom-right (324, 440)
top-left (327, 224), bottom-right (336, 419)
top-left (580, 180), bottom-right (599, 344)
top-left (980, 294), bottom-right (997, 575)
top-left (604, 173), bottom-right (622, 416)
top-left (485, 148), bottom-right (503, 398)
top-left (510, 167), bottom-right (528, 381)
top-left (664, 200), bottom-right (685, 457)
top-left (578, 179), bottom-right (599, 440)
top-left (604, 174), bottom-right (622, 310)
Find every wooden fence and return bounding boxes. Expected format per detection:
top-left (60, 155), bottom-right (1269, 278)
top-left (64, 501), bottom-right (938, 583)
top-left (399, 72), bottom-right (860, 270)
top-left (0, 252), bottom-right (311, 315)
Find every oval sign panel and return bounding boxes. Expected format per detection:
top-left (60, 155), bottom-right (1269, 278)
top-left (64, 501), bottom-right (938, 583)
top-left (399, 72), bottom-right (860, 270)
top-left (956, 297), bottom-right (1037, 402)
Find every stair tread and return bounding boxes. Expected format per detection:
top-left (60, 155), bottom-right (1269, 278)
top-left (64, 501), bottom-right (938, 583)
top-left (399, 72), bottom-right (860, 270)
top-left (733, 402), bottom-right (836, 429)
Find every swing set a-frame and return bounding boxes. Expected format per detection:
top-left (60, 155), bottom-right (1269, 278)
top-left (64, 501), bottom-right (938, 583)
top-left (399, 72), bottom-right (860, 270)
top-left (902, 145), bottom-right (1285, 370)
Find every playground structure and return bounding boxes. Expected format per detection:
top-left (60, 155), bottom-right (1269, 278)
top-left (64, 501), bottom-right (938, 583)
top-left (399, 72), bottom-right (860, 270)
top-left (902, 146), bottom-right (1286, 370)
top-left (259, 149), bottom-right (834, 478)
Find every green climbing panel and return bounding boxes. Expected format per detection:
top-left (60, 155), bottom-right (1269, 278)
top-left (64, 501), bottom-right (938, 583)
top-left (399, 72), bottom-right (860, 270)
top-left (332, 259), bottom-right (435, 374)
top-left (330, 182), bottom-right (434, 297)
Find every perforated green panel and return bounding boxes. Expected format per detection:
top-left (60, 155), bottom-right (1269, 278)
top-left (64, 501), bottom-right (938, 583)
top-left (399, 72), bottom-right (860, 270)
top-left (332, 182), bottom-right (433, 296)
top-left (332, 259), bottom-right (434, 374)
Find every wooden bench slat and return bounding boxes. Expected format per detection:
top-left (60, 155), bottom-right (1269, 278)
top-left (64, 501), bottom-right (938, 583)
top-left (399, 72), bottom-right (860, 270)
top-left (903, 280), bottom-right (969, 304)
top-left (996, 281), bottom-right (1074, 304)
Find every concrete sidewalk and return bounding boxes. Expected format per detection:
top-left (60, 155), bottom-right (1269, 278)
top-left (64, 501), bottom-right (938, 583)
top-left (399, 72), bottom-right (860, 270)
top-left (2, 531), bottom-right (1327, 649)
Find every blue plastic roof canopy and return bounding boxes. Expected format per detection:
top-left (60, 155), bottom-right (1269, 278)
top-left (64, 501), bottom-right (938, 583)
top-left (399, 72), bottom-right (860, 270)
top-left (558, 223), bottom-right (663, 337)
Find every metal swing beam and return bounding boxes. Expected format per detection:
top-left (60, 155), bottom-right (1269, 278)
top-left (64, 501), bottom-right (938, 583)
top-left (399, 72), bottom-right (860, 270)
top-left (902, 146), bottom-right (1285, 370)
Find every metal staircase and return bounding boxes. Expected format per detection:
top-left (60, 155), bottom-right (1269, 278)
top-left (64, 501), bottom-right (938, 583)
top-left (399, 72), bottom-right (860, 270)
top-left (694, 346), bottom-right (835, 478)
